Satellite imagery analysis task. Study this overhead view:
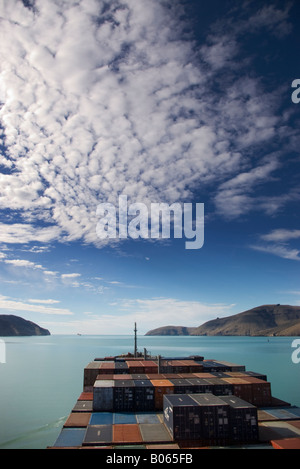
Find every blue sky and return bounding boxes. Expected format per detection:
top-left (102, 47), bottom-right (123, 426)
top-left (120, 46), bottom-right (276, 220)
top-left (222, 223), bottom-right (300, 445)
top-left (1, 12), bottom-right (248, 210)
top-left (0, 0), bottom-right (299, 335)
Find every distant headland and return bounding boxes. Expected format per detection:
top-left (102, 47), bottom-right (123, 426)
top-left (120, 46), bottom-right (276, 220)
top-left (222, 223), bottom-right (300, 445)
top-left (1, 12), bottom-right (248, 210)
top-left (0, 315), bottom-right (50, 336)
top-left (145, 304), bottom-right (300, 337)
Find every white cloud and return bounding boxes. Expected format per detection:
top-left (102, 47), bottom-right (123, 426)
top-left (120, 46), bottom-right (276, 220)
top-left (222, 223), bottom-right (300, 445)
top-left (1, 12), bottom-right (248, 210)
top-left (44, 297), bottom-right (235, 335)
top-left (28, 298), bottom-right (60, 304)
top-left (0, 0), bottom-right (296, 245)
top-left (0, 295), bottom-right (73, 315)
top-left (250, 244), bottom-right (300, 262)
top-left (261, 229), bottom-right (300, 243)
top-left (4, 259), bottom-right (44, 269)
top-left (61, 273), bottom-right (81, 279)
top-left (0, 223), bottom-right (61, 244)
top-left (250, 227), bottom-right (300, 262)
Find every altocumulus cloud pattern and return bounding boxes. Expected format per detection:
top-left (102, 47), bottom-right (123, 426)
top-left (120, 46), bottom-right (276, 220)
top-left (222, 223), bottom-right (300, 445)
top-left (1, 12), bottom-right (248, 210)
top-left (0, 0), bottom-right (298, 249)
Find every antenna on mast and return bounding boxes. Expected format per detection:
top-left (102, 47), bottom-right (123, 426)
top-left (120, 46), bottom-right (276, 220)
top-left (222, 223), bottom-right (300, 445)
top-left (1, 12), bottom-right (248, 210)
top-left (134, 322), bottom-right (137, 358)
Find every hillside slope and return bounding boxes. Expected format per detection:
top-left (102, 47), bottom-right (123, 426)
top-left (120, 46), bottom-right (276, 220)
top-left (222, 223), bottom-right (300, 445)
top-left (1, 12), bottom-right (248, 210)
top-left (145, 325), bottom-right (196, 336)
top-left (0, 315), bottom-right (50, 336)
top-left (145, 305), bottom-right (300, 336)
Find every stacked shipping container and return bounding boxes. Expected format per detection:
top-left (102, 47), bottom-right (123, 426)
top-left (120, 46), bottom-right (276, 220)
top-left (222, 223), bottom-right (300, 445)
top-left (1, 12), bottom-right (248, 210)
top-left (163, 393), bottom-right (258, 444)
top-left (51, 355), bottom-right (300, 449)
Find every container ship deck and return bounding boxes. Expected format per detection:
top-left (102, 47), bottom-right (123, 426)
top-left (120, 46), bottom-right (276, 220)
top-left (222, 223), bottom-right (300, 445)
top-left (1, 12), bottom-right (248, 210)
top-left (49, 352), bottom-right (300, 450)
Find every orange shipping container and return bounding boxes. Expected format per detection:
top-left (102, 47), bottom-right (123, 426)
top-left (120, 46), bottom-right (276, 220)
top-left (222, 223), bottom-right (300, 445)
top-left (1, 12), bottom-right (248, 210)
top-left (78, 392), bottom-right (93, 401)
top-left (150, 379), bottom-right (174, 410)
top-left (113, 424), bottom-right (143, 444)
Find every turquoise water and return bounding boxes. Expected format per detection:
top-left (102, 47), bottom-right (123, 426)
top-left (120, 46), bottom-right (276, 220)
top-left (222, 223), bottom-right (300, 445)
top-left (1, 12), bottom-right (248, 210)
top-left (0, 335), bottom-right (299, 449)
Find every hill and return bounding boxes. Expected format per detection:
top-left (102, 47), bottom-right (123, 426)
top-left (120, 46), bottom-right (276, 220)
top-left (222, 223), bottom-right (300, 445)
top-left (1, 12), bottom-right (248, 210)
top-left (145, 325), bottom-right (196, 336)
top-left (0, 315), bottom-right (50, 336)
top-left (145, 305), bottom-right (300, 336)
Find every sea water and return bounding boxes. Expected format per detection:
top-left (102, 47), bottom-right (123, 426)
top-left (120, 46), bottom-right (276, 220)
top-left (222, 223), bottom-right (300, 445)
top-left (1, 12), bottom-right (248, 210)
top-left (0, 335), bottom-right (299, 449)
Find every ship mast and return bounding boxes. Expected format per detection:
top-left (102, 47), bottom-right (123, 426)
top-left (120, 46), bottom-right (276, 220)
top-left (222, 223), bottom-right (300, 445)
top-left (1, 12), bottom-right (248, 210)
top-left (134, 322), bottom-right (137, 358)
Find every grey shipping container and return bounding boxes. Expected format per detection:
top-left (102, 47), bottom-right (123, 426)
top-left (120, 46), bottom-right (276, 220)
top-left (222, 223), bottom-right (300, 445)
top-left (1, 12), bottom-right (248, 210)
top-left (185, 378), bottom-right (214, 394)
top-left (203, 378), bottom-right (233, 396)
top-left (189, 393), bottom-right (231, 440)
top-left (113, 380), bottom-right (135, 411)
top-left (163, 394), bottom-right (202, 440)
top-left (83, 425), bottom-right (113, 446)
top-left (169, 378), bottom-right (195, 395)
top-left (134, 380), bottom-right (155, 411)
top-left (221, 395), bottom-right (258, 442)
top-left (93, 380), bottom-right (114, 411)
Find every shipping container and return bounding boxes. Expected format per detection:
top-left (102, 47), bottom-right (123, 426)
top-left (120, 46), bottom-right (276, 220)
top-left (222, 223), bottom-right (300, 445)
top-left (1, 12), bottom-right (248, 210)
top-left (220, 395), bottom-right (258, 442)
top-left (289, 420), bottom-right (300, 430)
top-left (114, 362), bottom-right (129, 374)
top-left (139, 423), bottom-right (173, 443)
top-left (193, 372), bottom-right (215, 379)
top-left (113, 374), bottom-right (132, 380)
top-left (96, 374), bottom-right (115, 381)
top-left (82, 425), bottom-right (113, 446)
top-left (163, 394), bottom-right (202, 440)
top-left (178, 373), bottom-right (197, 379)
top-left (169, 378), bottom-right (194, 395)
top-left (136, 413), bottom-right (160, 424)
top-left (179, 360), bottom-right (203, 373)
top-left (261, 407), bottom-right (300, 420)
top-left (146, 374), bottom-right (166, 380)
top-left (244, 371), bottom-right (267, 381)
top-left (150, 379), bottom-right (175, 410)
top-left (222, 378), bottom-right (253, 403)
top-left (78, 392), bottom-right (93, 401)
top-left (257, 409), bottom-right (278, 422)
top-left (131, 374), bottom-right (148, 380)
top-left (63, 412), bottom-right (91, 427)
top-left (72, 400), bottom-right (93, 413)
top-left (98, 362), bottom-right (115, 375)
top-left (185, 378), bottom-right (214, 394)
top-left (202, 360), bottom-right (228, 372)
top-left (215, 360), bottom-right (246, 372)
top-left (93, 380), bottom-right (114, 411)
top-left (271, 438), bottom-right (300, 449)
top-left (203, 378), bottom-right (233, 396)
top-left (113, 424), bottom-right (143, 444)
top-left (139, 360), bottom-right (158, 374)
top-left (126, 361), bottom-right (144, 374)
top-left (113, 412), bottom-right (137, 424)
top-left (189, 394), bottom-right (231, 441)
top-left (53, 428), bottom-right (86, 448)
top-left (259, 421), bottom-right (300, 442)
top-left (113, 380), bottom-right (135, 411)
top-left (134, 380), bottom-right (155, 411)
top-left (89, 412), bottom-right (114, 426)
top-left (83, 361), bottom-right (102, 388)
top-left (210, 372), bottom-right (231, 378)
top-left (241, 377), bottom-right (272, 406)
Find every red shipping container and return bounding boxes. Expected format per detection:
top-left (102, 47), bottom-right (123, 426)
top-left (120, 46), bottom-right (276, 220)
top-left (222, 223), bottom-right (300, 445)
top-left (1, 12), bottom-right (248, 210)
top-left (113, 424), bottom-right (143, 444)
